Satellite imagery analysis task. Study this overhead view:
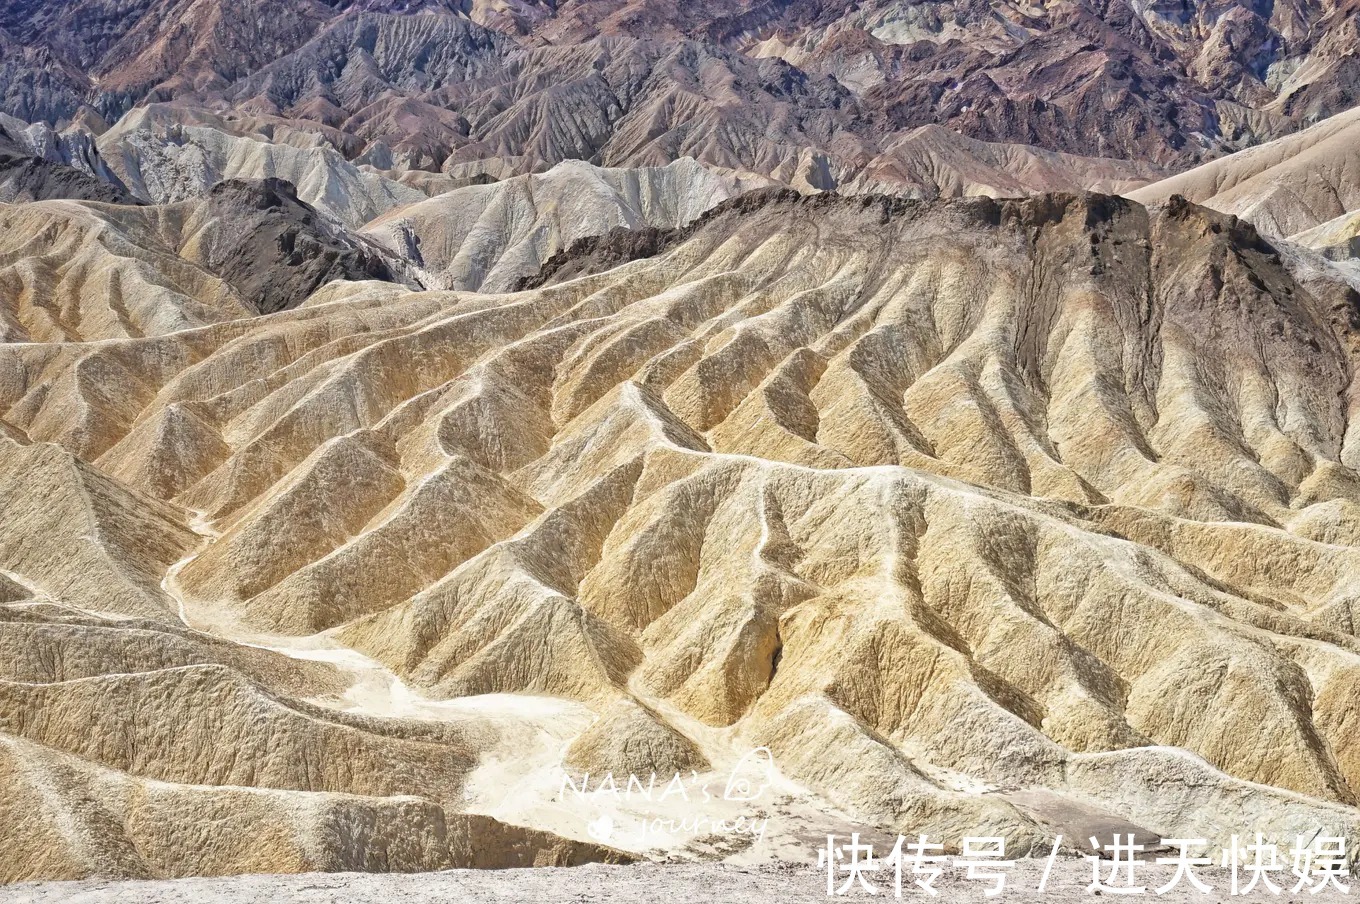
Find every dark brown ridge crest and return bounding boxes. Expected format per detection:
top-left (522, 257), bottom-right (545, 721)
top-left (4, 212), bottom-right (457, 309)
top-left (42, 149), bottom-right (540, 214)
top-left (513, 188), bottom-right (1172, 291)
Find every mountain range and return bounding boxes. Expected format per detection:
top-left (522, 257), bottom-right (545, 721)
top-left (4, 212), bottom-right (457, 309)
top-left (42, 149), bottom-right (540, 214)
top-left (0, 0), bottom-right (1355, 186)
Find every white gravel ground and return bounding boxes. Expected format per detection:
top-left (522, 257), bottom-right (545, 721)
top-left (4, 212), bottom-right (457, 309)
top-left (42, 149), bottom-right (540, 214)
top-left (2, 859), bottom-right (1354, 904)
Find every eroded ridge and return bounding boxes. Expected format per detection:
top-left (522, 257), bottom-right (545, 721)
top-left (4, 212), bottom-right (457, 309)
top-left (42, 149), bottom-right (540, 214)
top-left (2, 191), bottom-right (1360, 879)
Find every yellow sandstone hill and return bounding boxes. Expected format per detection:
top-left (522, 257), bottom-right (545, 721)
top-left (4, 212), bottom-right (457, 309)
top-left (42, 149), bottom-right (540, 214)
top-left (2, 189), bottom-right (1360, 880)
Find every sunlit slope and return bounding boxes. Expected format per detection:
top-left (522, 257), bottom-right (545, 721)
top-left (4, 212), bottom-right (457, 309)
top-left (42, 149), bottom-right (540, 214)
top-left (3, 191), bottom-right (1360, 879)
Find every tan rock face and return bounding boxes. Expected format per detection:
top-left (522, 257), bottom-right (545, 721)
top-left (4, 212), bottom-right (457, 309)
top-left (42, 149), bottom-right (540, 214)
top-left (1129, 105), bottom-right (1360, 241)
top-left (360, 158), bottom-right (774, 294)
top-left (2, 190), bottom-right (1360, 881)
top-left (0, 176), bottom-right (416, 342)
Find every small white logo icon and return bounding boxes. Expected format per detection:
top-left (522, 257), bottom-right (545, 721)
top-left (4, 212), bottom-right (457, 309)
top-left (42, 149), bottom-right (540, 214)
top-left (587, 814), bottom-right (614, 843)
top-left (724, 746), bottom-right (775, 801)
